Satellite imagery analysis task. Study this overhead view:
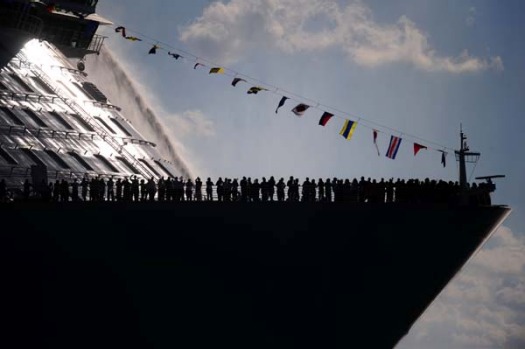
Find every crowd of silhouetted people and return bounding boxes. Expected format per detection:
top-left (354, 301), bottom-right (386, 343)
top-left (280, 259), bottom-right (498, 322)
top-left (0, 175), bottom-right (494, 206)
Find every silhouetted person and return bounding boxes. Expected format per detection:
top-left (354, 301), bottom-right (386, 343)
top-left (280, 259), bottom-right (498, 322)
top-left (60, 179), bottom-right (69, 202)
top-left (310, 179), bottom-right (317, 202)
top-left (276, 178), bottom-right (285, 202)
top-left (123, 178), bottom-right (131, 201)
top-left (147, 177), bottom-right (156, 201)
top-left (185, 178), bottom-right (194, 201)
top-left (99, 177), bottom-right (105, 201)
top-left (342, 179), bottom-right (351, 202)
top-left (71, 179), bottom-right (79, 202)
top-left (206, 177), bottom-right (213, 201)
top-left (157, 177), bottom-right (165, 201)
top-left (358, 176), bottom-right (366, 203)
top-left (261, 177), bottom-right (269, 202)
top-left (216, 177), bottom-right (224, 202)
top-left (140, 179), bottom-right (147, 201)
top-left (81, 177), bottom-right (88, 201)
top-left (292, 179), bottom-right (300, 201)
top-left (165, 178), bottom-right (174, 201)
top-left (107, 177), bottom-right (115, 201)
top-left (89, 178), bottom-right (96, 201)
top-left (251, 178), bottom-right (260, 201)
top-left (231, 178), bottom-right (239, 201)
top-left (268, 176), bottom-right (275, 201)
top-left (301, 177), bottom-right (310, 202)
top-left (53, 180), bottom-right (60, 202)
top-left (223, 178), bottom-right (231, 202)
top-left (240, 177), bottom-right (248, 202)
top-left (287, 176), bottom-right (294, 201)
top-left (131, 176), bottom-right (140, 202)
top-left (116, 178), bottom-right (123, 201)
top-left (195, 177), bottom-right (202, 201)
top-left (386, 179), bottom-right (394, 203)
top-left (325, 178), bottom-right (332, 202)
top-left (318, 178), bottom-right (325, 202)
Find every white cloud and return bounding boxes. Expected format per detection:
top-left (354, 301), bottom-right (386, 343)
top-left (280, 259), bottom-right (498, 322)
top-left (397, 225), bottom-right (525, 349)
top-left (180, 0), bottom-right (502, 73)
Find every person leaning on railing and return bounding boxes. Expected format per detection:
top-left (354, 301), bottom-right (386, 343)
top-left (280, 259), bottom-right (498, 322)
top-left (0, 175), bottom-right (492, 205)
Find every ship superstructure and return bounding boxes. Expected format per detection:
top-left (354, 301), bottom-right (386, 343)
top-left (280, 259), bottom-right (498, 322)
top-left (0, 0), bottom-right (182, 190)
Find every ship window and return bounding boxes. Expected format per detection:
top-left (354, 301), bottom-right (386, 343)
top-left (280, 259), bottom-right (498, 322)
top-left (31, 76), bottom-right (55, 94)
top-left (45, 150), bottom-right (71, 169)
top-left (81, 82), bottom-right (108, 103)
top-left (70, 114), bottom-right (95, 132)
top-left (116, 156), bottom-right (139, 174)
top-left (94, 117), bottom-right (116, 134)
top-left (0, 106), bottom-right (24, 126)
top-left (49, 111), bottom-right (74, 130)
top-left (68, 151), bottom-right (94, 171)
top-left (154, 160), bottom-right (175, 177)
top-left (109, 118), bottom-right (133, 137)
top-left (9, 74), bottom-right (34, 93)
top-left (94, 154), bottom-right (119, 173)
top-left (21, 148), bottom-right (46, 166)
top-left (23, 109), bottom-right (48, 128)
top-left (138, 159), bottom-right (161, 177)
top-left (0, 148), bottom-right (18, 165)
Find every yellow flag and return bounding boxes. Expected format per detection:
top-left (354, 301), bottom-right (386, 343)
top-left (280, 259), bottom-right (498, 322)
top-left (209, 67), bottom-right (225, 74)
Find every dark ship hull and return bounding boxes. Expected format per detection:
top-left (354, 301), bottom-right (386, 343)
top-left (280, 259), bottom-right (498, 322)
top-left (0, 201), bottom-right (510, 348)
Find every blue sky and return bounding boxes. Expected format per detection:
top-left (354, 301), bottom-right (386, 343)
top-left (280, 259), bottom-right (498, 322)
top-left (87, 1), bottom-right (525, 347)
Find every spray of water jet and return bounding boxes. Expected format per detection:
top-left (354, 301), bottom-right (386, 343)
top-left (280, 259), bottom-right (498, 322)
top-left (85, 46), bottom-right (193, 178)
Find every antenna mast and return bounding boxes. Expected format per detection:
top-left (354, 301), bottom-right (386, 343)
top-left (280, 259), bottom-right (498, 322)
top-left (455, 125), bottom-right (480, 189)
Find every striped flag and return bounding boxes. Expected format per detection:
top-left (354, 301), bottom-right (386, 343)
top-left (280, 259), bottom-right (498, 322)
top-left (318, 112), bottom-right (333, 126)
top-left (386, 135), bottom-right (402, 159)
top-left (339, 119), bottom-right (357, 140)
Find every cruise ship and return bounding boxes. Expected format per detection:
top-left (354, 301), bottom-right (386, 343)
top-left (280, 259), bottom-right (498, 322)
top-left (0, 1), bottom-right (511, 348)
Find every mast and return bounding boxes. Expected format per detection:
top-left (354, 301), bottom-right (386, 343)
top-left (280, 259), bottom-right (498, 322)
top-left (455, 125), bottom-right (480, 189)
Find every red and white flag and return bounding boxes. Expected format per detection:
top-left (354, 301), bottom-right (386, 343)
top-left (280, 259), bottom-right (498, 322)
top-left (386, 135), bottom-right (402, 159)
top-left (413, 143), bottom-right (427, 156)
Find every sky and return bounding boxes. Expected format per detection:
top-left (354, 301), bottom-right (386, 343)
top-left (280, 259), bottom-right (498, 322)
top-left (87, 1), bottom-right (525, 347)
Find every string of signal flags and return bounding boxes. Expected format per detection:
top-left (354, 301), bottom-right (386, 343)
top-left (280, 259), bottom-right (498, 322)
top-left (113, 26), bottom-right (450, 167)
